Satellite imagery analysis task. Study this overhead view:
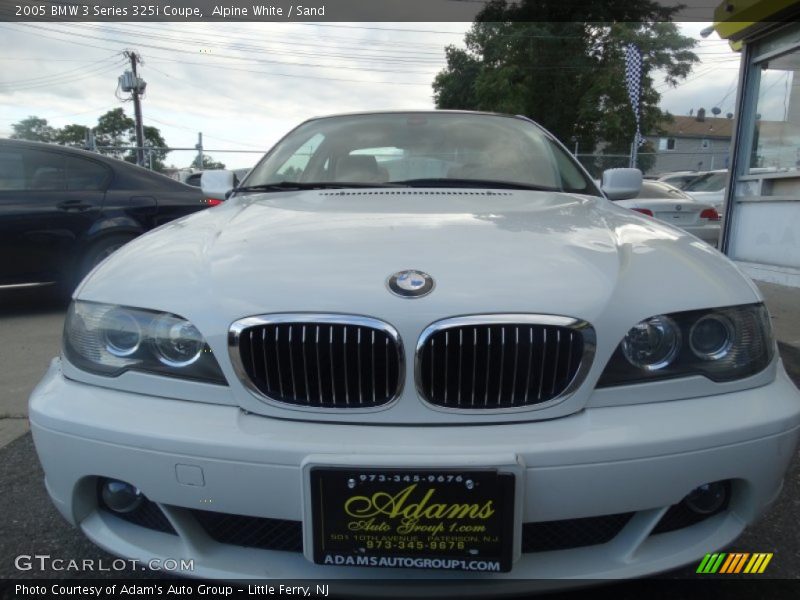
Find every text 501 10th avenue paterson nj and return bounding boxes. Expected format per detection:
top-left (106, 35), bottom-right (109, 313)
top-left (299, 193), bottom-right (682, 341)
top-left (15, 584), bottom-right (331, 597)
top-left (13, 4), bottom-right (326, 18)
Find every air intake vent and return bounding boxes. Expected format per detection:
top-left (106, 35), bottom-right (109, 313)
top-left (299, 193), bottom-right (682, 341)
top-left (416, 315), bottom-right (594, 409)
top-left (231, 315), bottom-right (403, 408)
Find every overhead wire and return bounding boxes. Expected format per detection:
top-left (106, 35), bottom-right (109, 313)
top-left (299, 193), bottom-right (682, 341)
top-left (0, 60), bottom-right (128, 92)
top-left (0, 55), bottom-right (121, 86)
top-left (9, 23), bottom-right (441, 75)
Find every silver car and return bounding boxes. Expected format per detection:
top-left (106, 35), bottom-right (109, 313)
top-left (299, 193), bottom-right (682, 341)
top-left (615, 180), bottom-right (721, 246)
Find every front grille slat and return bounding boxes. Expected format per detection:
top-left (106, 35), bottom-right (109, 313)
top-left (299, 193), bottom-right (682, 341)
top-left (384, 337), bottom-right (390, 398)
top-left (370, 330), bottom-right (376, 404)
top-left (235, 315), bottom-right (401, 409)
top-left (471, 328), bottom-right (477, 407)
top-left (343, 327), bottom-right (350, 406)
top-left (357, 328), bottom-right (363, 405)
top-left (430, 338), bottom-right (436, 402)
top-left (287, 326), bottom-right (297, 400)
top-left (551, 330), bottom-right (561, 395)
top-left (524, 327), bottom-right (534, 404)
top-left (565, 331), bottom-right (574, 387)
top-left (484, 328), bottom-right (492, 407)
top-left (510, 327), bottom-right (519, 403)
top-left (314, 326), bottom-right (322, 405)
top-left (497, 327), bottom-right (505, 406)
top-left (418, 318), bottom-right (591, 409)
top-left (444, 331), bottom-right (449, 405)
top-left (301, 326), bottom-right (311, 405)
top-left (538, 328), bottom-right (547, 401)
top-left (457, 329), bottom-right (464, 405)
top-left (275, 327), bottom-right (285, 398)
top-left (328, 327), bottom-right (336, 405)
top-left (261, 328), bottom-right (271, 392)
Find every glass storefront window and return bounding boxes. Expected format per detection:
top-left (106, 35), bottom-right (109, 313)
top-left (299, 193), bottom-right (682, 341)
top-left (748, 47), bottom-right (800, 174)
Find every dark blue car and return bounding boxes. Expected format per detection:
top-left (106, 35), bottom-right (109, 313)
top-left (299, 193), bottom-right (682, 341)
top-left (0, 139), bottom-right (209, 293)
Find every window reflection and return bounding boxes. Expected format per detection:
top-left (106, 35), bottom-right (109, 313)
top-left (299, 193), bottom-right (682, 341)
top-left (750, 49), bottom-right (800, 174)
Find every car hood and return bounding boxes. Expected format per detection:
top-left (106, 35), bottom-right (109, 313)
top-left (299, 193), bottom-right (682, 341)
top-left (82, 188), bottom-right (757, 328)
top-left (77, 188), bottom-right (763, 423)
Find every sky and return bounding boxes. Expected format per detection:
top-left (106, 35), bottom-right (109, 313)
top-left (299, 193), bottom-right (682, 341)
top-left (0, 21), bottom-right (744, 169)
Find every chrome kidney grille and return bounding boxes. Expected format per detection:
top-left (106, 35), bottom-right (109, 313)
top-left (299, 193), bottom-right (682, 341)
top-left (230, 315), bottom-right (403, 408)
top-left (416, 316), bottom-right (595, 409)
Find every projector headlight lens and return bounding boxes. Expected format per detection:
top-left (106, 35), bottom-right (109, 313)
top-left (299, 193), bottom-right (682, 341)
top-left (621, 315), bottom-right (681, 371)
top-left (153, 314), bottom-right (205, 367)
top-left (689, 314), bottom-right (735, 360)
top-left (102, 308), bottom-right (142, 357)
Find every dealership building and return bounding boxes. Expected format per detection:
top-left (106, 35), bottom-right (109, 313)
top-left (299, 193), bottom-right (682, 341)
top-left (716, 2), bottom-right (800, 287)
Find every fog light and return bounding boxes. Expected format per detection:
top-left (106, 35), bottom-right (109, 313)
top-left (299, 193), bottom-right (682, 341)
top-left (684, 481), bottom-right (728, 515)
top-left (100, 479), bottom-right (143, 514)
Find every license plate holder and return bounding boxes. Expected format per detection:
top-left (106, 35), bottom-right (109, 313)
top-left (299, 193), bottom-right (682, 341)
top-left (309, 467), bottom-right (515, 572)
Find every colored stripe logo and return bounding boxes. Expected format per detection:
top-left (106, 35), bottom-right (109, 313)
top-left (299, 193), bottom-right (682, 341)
top-left (697, 553), bottom-right (773, 574)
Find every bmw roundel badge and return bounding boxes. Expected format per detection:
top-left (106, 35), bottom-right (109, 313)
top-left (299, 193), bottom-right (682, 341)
top-left (387, 269), bottom-right (434, 298)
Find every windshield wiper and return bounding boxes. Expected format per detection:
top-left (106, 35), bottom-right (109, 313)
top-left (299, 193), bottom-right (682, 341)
top-left (389, 178), bottom-right (558, 192)
top-left (232, 181), bottom-right (405, 193)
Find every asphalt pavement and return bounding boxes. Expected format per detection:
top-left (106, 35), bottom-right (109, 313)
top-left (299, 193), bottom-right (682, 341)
top-left (1, 285), bottom-right (799, 584)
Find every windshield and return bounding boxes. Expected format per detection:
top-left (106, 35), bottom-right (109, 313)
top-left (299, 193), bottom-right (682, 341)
top-left (684, 172), bottom-right (727, 192)
top-left (245, 112), bottom-right (598, 194)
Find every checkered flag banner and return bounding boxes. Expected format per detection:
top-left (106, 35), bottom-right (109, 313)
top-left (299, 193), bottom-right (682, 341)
top-left (624, 43), bottom-right (645, 147)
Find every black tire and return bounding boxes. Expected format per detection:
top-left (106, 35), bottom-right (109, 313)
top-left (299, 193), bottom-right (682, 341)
top-left (68, 233), bottom-right (136, 293)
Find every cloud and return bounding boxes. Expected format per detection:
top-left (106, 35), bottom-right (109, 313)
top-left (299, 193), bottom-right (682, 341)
top-left (0, 22), bottom-right (466, 167)
top-left (0, 21), bottom-right (743, 168)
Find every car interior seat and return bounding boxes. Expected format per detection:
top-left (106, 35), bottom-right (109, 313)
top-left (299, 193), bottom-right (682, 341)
top-left (334, 155), bottom-right (389, 183)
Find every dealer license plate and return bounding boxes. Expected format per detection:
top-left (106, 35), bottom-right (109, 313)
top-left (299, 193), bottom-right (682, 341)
top-left (310, 468), bottom-right (515, 572)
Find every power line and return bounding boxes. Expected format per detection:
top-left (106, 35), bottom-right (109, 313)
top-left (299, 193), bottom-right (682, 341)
top-left (144, 57), bottom-right (429, 86)
top-left (713, 78), bottom-right (739, 111)
top-left (145, 114), bottom-right (266, 149)
top-left (0, 55), bottom-right (120, 86)
top-left (11, 23), bottom-right (442, 75)
top-left (0, 104), bottom-right (119, 122)
top-left (72, 22), bottom-right (451, 61)
top-left (0, 60), bottom-right (127, 92)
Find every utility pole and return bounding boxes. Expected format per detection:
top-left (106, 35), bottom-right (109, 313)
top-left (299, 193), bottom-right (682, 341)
top-left (121, 50), bottom-right (147, 167)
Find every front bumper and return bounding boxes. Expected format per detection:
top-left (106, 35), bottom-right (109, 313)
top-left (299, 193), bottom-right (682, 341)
top-left (29, 358), bottom-right (800, 584)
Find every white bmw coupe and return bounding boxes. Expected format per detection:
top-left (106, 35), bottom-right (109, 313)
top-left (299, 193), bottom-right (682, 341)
top-left (30, 111), bottom-right (799, 585)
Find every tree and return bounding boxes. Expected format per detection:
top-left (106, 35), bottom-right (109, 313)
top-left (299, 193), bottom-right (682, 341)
top-left (95, 108), bottom-right (136, 159)
top-left (53, 124), bottom-right (90, 147)
top-left (10, 116), bottom-right (55, 142)
top-left (127, 126), bottom-right (169, 171)
top-left (192, 155), bottom-right (226, 170)
top-left (432, 0), bottom-right (698, 174)
top-left (9, 108), bottom-right (173, 172)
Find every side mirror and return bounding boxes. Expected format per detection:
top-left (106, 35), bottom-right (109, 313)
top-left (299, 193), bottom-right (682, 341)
top-left (601, 168), bottom-right (642, 201)
top-left (201, 170), bottom-right (235, 201)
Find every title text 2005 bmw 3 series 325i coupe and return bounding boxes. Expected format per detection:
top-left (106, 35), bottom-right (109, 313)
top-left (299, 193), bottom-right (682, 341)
top-left (29, 112), bottom-right (800, 586)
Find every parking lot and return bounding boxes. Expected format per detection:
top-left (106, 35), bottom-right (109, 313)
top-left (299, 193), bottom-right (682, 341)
top-left (1, 284), bottom-right (799, 581)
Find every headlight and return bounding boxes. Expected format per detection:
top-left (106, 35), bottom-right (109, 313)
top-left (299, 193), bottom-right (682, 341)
top-left (621, 315), bottom-right (681, 371)
top-left (64, 301), bottom-right (227, 384)
top-left (598, 303), bottom-right (773, 387)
